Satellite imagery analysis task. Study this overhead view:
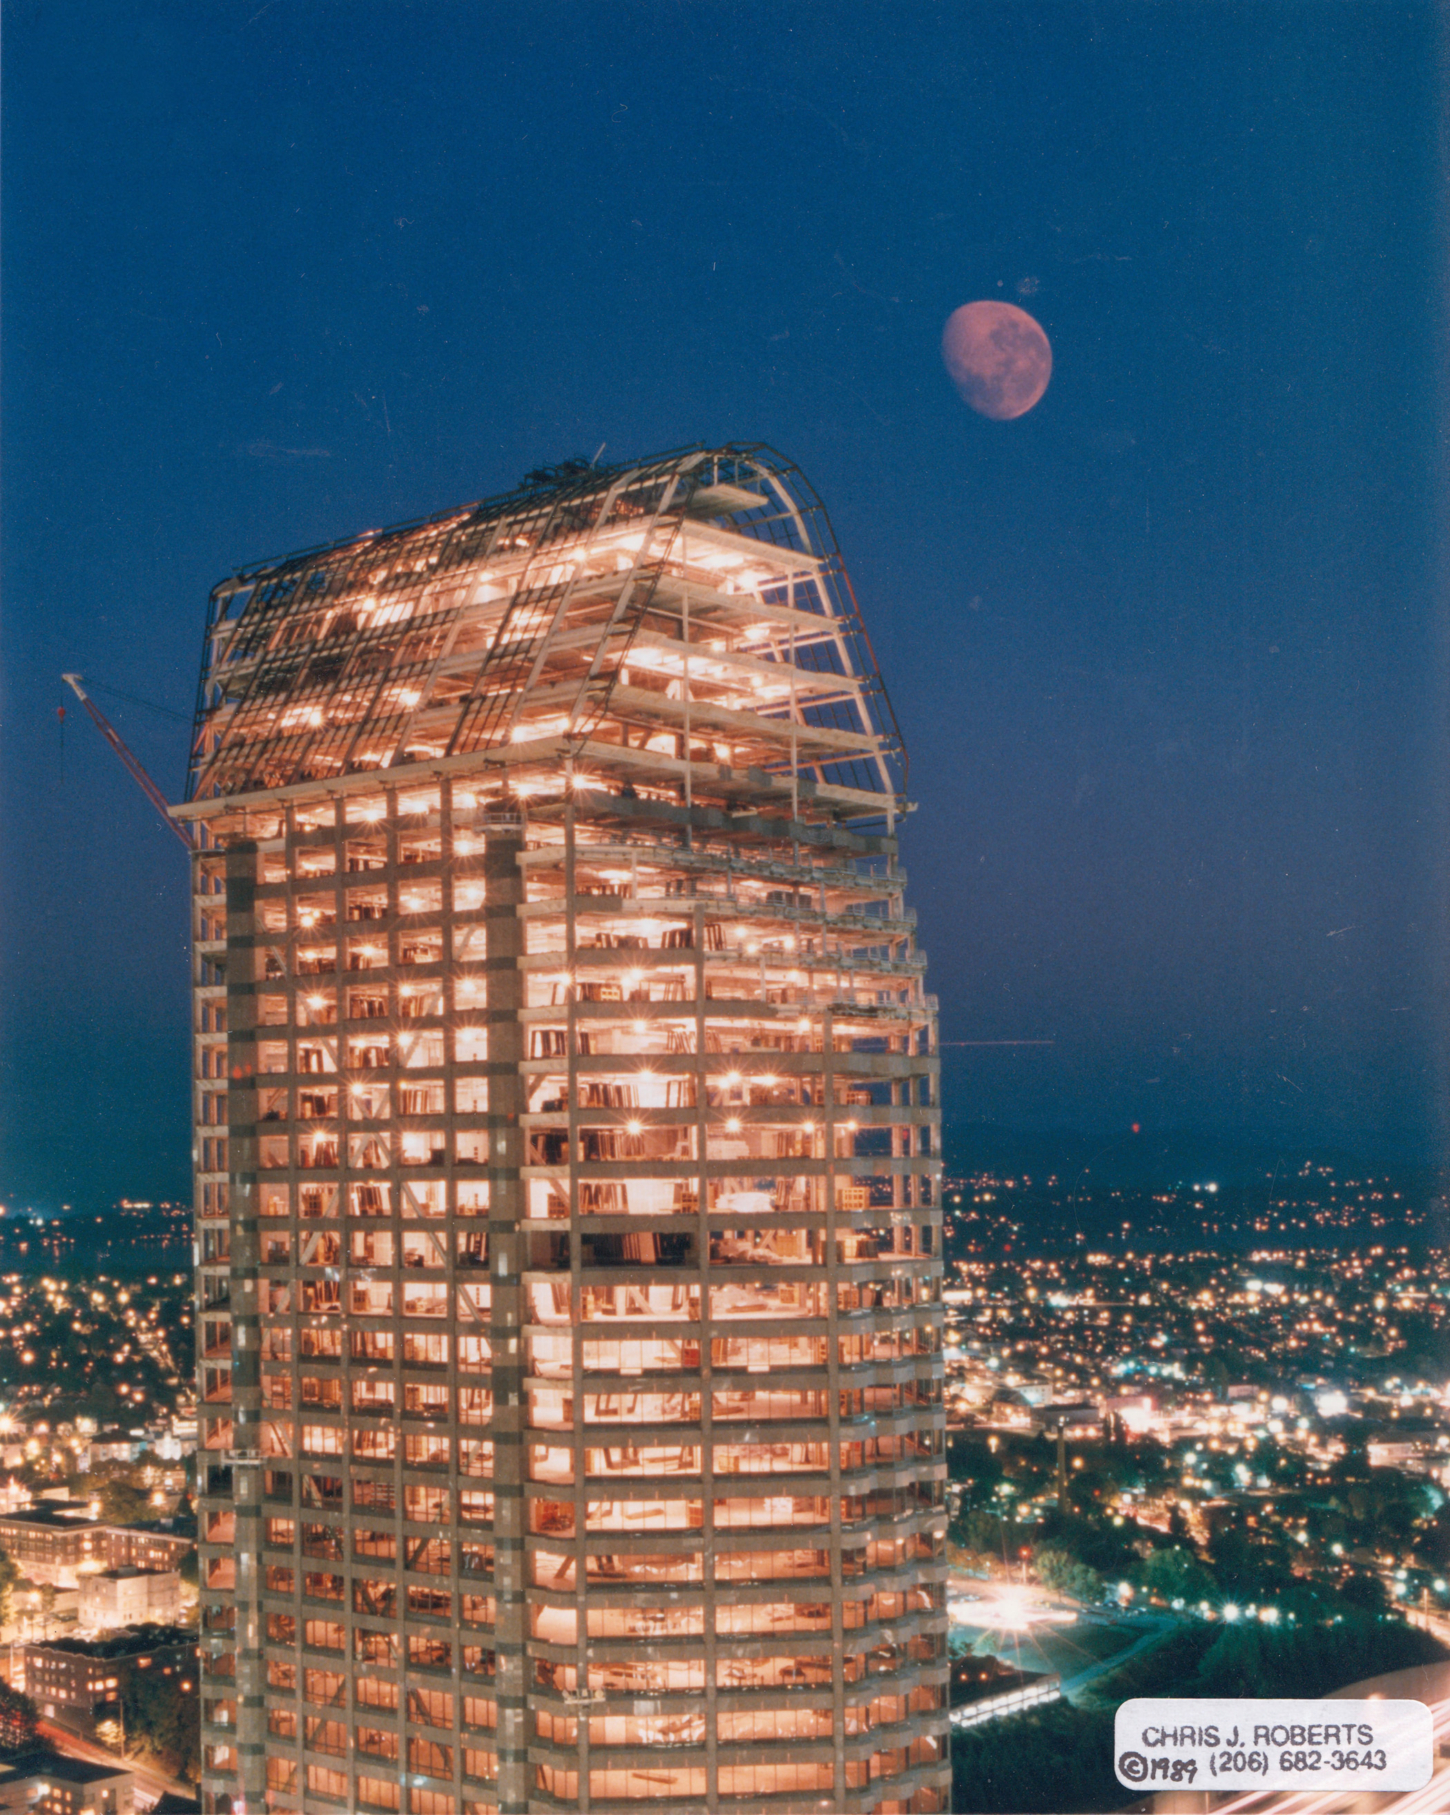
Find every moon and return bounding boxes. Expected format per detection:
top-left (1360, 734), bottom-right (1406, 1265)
top-left (942, 301), bottom-right (1052, 420)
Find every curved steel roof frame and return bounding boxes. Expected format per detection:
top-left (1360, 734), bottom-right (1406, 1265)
top-left (186, 443), bottom-right (906, 813)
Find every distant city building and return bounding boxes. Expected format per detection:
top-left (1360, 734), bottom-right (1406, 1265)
top-left (0, 1217), bottom-right (76, 1269)
top-left (107, 1200), bottom-right (193, 1260)
top-left (1033, 1401), bottom-right (1101, 1439)
top-left (87, 1441), bottom-right (143, 1467)
top-left (181, 449), bottom-right (948, 1814)
top-left (76, 1202), bottom-right (192, 1268)
top-left (145, 1415), bottom-right (198, 1463)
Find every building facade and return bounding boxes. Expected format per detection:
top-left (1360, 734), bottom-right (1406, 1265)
top-left (0, 1508), bottom-right (101, 1586)
top-left (0, 1510), bottom-right (191, 1591)
top-left (79, 1567), bottom-right (183, 1631)
top-left (103, 1527), bottom-right (193, 1574)
top-left (181, 447), bottom-right (947, 1814)
top-left (21, 1631), bottom-right (196, 1736)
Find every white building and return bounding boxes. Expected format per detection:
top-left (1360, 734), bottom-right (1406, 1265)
top-left (78, 1567), bottom-right (181, 1632)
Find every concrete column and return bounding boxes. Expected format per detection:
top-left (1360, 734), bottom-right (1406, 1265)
top-left (224, 839), bottom-right (266, 1814)
top-left (484, 812), bottom-right (529, 1814)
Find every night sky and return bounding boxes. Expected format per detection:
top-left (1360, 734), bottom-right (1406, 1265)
top-left (2, 2), bottom-right (1443, 1213)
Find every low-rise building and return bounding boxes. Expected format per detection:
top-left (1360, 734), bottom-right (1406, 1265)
top-left (102, 1527), bottom-right (190, 1577)
top-left (21, 1628), bottom-right (196, 1737)
top-left (0, 1509), bottom-right (193, 1588)
top-left (949, 1653), bottom-right (1061, 1729)
top-left (79, 1567), bottom-right (181, 1632)
top-left (0, 1509), bottom-right (103, 1587)
top-left (0, 1748), bottom-right (133, 1815)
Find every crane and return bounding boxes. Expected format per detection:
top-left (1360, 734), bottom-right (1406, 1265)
top-left (61, 673), bottom-right (193, 849)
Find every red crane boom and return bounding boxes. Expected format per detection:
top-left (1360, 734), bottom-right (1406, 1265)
top-left (61, 673), bottom-right (193, 849)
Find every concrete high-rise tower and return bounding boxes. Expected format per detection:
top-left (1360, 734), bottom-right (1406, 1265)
top-left (182, 446), bottom-right (948, 1815)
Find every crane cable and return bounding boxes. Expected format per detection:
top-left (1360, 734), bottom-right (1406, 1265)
top-left (60, 673), bottom-right (193, 849)
top-left (83, 679), bottom-right (190, 723)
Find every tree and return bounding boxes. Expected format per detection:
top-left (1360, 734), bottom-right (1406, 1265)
top-left (953, 1702), bottom-right (1121, 1815)
top-left (1210, 1526), bottom-right (1295, 1602)
top-left (1034, 1547), bottom-right (1104, 1604)
top-left (0, 1549), bottom-right (19, 1633)
top-left (1134, 1545), bottom-right (1216, 1606)
top-left (1417, 1502), bottom-right (1450, 1568)
top-left (0, 1682), bottom-right (38, 1756)
top-left (1030, 1506), bottom-right (1142, 1579)
top-left (1193, 1619), bottom-right (1445, 1700)
top-left (955, 1507), bottom-right (1013, 1560)
top-left (99, 1478), bottom-right (150, 1525)
top-left (1337, 1569), bottom-right (1390, 1616)
top-left (1088, 1612), bottom-right (1448, 1708)
top-left (121, 1665), bottom-right (200, 1783)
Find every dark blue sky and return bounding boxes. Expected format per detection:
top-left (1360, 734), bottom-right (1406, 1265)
top-left (2, 1), bottom-right (1443, 1211)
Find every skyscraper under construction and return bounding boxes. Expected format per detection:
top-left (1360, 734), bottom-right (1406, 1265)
top-left (182, 446), bottom-right (947, 1815)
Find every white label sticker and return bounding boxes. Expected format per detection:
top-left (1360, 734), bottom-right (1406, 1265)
top-left (1113, 1697), bottom-right (1434, 1792)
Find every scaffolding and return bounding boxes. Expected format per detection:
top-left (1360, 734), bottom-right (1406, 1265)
top-left (180, 445), bottom-right (948, 1815)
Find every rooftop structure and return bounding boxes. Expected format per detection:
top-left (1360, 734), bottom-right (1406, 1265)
top-left (181, 445), bottom-right (947, 1814)
top-left (0, 1749), bottom-right (135, 1815)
